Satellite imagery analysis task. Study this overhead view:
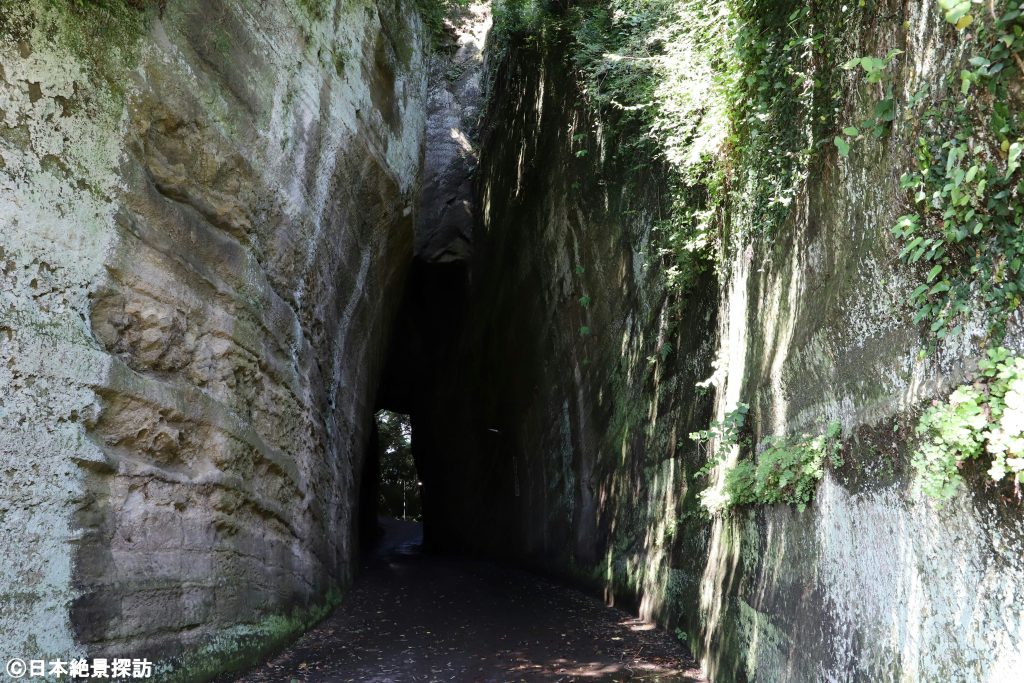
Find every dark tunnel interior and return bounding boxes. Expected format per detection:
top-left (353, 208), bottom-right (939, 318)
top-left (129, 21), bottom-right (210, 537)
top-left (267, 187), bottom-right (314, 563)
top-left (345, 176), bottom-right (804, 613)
top-left (365, 259), bottom-right (471, 551)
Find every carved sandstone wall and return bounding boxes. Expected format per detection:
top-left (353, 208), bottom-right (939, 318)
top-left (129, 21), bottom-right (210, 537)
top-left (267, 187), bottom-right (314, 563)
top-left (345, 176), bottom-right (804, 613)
top-left (0, 0), bottom-right (425, 677)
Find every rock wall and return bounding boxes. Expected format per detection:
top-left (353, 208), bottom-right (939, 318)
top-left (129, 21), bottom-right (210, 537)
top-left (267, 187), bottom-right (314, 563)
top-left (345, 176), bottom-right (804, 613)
top-left (415, 2), bottom-right (490, 264)
top-left (0, 0), bottom-right (425, 678)
top-left (422, 2), bottom-right (1024, 681)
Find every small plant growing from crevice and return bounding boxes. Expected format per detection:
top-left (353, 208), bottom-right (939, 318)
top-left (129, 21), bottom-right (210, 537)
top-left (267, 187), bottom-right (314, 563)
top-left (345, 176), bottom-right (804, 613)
top-left (722, 422), bottom-right (843, 512)
top-left (912, 347), bottom-right (1024, 501)
top-left (695, 417), bottom-right (843, 514)
top-left (689, 402), bottom-right (749, 477)
top-left (690, 402), bottom-right (748, 448)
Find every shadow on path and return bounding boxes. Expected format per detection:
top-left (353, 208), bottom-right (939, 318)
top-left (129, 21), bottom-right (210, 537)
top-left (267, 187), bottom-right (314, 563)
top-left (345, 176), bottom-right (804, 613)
top-left (228, 519), bottom-right (706, 682)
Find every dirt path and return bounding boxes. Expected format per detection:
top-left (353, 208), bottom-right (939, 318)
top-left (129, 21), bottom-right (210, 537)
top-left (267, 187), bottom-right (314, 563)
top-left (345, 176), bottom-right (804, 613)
top-left (226, 519), bottom-right (706, 682)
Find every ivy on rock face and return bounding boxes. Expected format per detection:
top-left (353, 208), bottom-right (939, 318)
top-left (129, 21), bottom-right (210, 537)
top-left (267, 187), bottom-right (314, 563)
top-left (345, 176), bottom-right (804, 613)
top-left (490, 0), bottom-right (1021, 344)
top-left (892, 0), bottom-right (1024, 342)
top-left (833, 48), bottom-right (902, 157)
top-left (563, 0), bottom-right (729, 289)
top-left (728, 0), bottom-right (850, 233)
top-left (490, 0), bottom-right (856, 290)
top-left (938, 0), bottom-right (977, 30)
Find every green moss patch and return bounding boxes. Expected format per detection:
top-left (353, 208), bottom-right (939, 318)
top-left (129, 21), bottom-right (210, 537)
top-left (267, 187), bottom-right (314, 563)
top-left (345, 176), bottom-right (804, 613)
top-left (158, 586), bottom-right (344, 683)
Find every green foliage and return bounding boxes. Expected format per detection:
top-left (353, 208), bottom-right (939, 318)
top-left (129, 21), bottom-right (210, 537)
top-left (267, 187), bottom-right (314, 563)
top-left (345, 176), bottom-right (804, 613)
top-left (721, 459), bottom-right (757, 506)
top-left (376, 411), bottom-right (422, 520)
top-left (938, 0), bottom-right (975, 29)
top-left (416, 0), bottom-right (473, 46)
top-left (490, 0), bottom-right (1020, 345)
top-left (834, 48), bottom-right (902, 153)
top-left (491, 0), bottom-right (553, 42)
top-left (727, 1), bottom-right (851, 230)
top-left (491, 0), bottom-right (855, 292)
top-left (912, 385), bottom-right (987, 499)
top-left (690, 402), bottom-right (748, 449)
top-left (721, 421), bottom-right (843, 512)
top-left (834, 136), bottom-right (850, 158)
top-left (891, 1), bottom-right (1024, 342)
top-left (690, 402), bottom-right (749, 477)
top-left (843, 51), bottom-right (902, 85)
top-left (563, 0), bottom-right (727, 287)
top-left (912, 348), bottom-right (1024, 501)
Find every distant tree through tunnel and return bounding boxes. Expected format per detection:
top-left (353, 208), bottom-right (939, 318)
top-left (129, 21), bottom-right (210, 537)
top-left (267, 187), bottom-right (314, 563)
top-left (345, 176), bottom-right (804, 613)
top-left (359, 410), bottom-right (421, 551)
top-left (375, 411), bottom-right (421, 522)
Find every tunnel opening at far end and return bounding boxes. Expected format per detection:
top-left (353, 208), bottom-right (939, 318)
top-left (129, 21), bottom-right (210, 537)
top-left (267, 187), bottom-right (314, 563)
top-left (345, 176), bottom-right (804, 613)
top-left (376, 410), bottom-right (422, 523)
top-left (359, 410), bottom-right (422, 551)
